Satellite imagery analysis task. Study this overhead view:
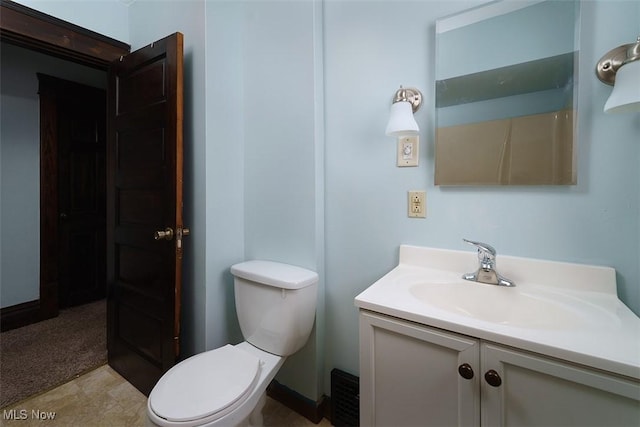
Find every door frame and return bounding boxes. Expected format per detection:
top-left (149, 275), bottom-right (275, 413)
top-left (0, 0), bottom-right (130, 323)
top-left (0, 0), bottom-right (129, 68)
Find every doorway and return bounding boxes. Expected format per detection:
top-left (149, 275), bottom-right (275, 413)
top-left (0, 40), bottom-right (110, 328)
top-left (0, 13), bottom-right (118, 401)
top-left (0, 0), bottom-right (129, 327)
top-left (0, 45), bottom-right (110, 406)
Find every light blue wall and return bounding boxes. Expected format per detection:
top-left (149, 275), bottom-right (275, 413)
top-left (324, 0), bottom-right (640, 390)
top-left (243, 0), bottom-right (317, 271)
top-left (241, 0), bottom-right (325, 400)
top-left (203, 0), bottom-right (246, 355)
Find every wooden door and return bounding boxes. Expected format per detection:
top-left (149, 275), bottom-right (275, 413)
top-left (56, 78), bottom-right (107, 308)
top-left (38, 73), bottom-right (108, 318)
top-left (106, 32), bottom-right (185, 396)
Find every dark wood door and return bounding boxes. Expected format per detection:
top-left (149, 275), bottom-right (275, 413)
top-left (37, 74), bottom-right (107, 312)
top-left (106, 32), bottom-right (184, 396)
top-left (57, 81), bottom-right (107, 308)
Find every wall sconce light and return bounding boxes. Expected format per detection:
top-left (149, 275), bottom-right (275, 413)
top-left (386, 86), bottom-right (422, 167)
top-left (385, 86), bottom-right (423, 136)
top-left (595, 36), bottom-right (640, 113)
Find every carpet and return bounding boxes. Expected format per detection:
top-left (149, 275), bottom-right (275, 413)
top-left (0, 299), bottom-right (107, 408)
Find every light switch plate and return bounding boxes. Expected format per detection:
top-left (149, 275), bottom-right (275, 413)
top-left (397, 136), bottom-right (419, 167)
top-left (408, 190), bottom-right (426, 218)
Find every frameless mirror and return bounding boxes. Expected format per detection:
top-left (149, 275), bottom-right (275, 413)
top-left (435, 0), bottom-right (580, 185)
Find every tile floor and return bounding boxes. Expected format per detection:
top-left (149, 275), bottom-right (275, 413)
top-left (0, 365), bottom-right (331, 427)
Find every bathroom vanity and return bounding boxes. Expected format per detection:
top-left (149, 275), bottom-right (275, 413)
top-left (355, 245), bottom-right (640, 426)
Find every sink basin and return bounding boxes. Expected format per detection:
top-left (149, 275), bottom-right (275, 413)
top-left (409, 281), bottom-right (581, 328)
top-left (355, 245), bottom-right (640, 380)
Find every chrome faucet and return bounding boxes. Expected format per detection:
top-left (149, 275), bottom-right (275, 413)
top-left (462, 239), bottom-right (515, 287)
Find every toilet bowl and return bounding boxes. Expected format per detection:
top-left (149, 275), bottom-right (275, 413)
top-left (147, 260), bottom-right (318, 427)
top-left (147, 342), bottom-right (284, 427)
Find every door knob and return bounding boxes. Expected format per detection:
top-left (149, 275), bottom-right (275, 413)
top-left (154, 227), bottom-right (174, 241)
top-left (484, 370), bottom-right (502, 387)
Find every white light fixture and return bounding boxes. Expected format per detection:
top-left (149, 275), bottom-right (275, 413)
top-left (385, 86), bottom-right (422, 136)
top-left (386, 86), bottom-right (423, 167)
top-left (595, 36), bottom-right (640, 113)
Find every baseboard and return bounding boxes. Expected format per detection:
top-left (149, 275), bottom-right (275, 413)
top-left (266, 379), bottom-right (328, 424)
top-left (1, 300), bottom-right (41, 332)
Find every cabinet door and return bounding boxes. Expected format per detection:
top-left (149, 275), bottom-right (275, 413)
top-left (481, 342), bottom-right (640, 427)
top-left (360, 311), bottom-right (480, 427)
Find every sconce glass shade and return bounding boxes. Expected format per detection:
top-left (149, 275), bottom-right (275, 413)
top-left (604, 60), bottom-right (640, 114)
top-left (385, 101), bottom-right (419, 137)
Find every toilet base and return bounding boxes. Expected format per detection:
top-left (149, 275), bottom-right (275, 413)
top-left (247, 392), bottom-right (266, 427)
top-left (219, 391), bottom-right (265, 427)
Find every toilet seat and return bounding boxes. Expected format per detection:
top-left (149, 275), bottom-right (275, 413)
top-left (149, 344), bottom-right (261, 424)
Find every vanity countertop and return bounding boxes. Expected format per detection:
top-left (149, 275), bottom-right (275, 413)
top-left (355, 245), bottom-right (640, 380)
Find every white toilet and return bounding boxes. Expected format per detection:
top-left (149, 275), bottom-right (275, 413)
top-left (147, 260), bottom-right (318, 427)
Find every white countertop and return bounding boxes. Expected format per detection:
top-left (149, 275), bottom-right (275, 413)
top-left (355, 245), bottom-right (640, 380)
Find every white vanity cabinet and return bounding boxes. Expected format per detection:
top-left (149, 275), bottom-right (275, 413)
top-left (359, 310), bottom-right (640, 427)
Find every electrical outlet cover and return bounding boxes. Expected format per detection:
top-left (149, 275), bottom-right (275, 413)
top-left (408, 190), bottom-right (426, 218)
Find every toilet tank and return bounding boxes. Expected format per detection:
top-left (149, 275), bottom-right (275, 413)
top-left (230, 260), bottom-right (318, 356)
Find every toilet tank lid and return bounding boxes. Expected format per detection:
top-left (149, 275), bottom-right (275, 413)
top-left (230, 260), bottom-right (318, 289)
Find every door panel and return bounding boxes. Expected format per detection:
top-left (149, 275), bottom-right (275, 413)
top-left (107, 32), bottom-right (184, 396)
top-left (117, 61), bottom-right (166, 113)
top-left (60, 116), bottom-right (106, 308)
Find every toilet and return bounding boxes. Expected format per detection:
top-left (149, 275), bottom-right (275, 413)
top-left (147, 260), bottom-right (318, 427)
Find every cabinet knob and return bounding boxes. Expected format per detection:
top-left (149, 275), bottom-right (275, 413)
top-left (458, 363), bottom-right (474, 380)
top-left (484, 370), bottom-right (502, 387)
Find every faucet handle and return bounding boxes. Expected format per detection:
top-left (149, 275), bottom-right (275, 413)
top-left (463, 239), bottom-right (496, 262)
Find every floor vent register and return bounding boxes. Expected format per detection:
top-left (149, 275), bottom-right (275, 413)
top-left (331, 368), bottom-right (359, 426)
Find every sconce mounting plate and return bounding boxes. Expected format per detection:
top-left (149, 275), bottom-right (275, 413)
top-left (392, 86), bottom-right (423, 113)
top-left (596, 38), bottom-right (640, 85)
